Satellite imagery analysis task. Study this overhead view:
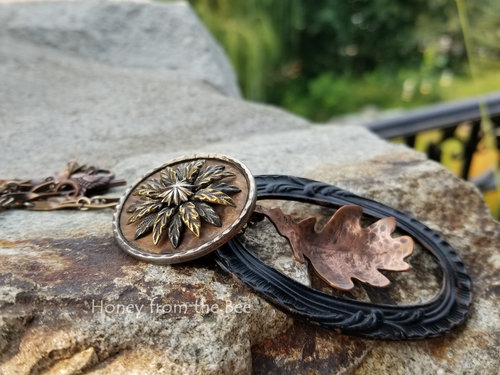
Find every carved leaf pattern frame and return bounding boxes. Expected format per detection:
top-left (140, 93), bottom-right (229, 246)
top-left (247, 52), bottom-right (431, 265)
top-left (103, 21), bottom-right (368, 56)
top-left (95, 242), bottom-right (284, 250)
top-left (215, 175), bottom-right (472, 340)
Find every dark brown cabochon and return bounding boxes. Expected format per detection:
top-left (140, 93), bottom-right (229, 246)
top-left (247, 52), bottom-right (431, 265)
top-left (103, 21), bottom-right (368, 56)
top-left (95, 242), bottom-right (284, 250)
top-left (115, 155), bottom-right (256, 263)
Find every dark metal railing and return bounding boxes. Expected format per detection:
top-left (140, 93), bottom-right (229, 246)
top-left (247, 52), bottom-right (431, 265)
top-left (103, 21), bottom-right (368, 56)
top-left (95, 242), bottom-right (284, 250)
top-left (365, 91), bottom-right (500, 183)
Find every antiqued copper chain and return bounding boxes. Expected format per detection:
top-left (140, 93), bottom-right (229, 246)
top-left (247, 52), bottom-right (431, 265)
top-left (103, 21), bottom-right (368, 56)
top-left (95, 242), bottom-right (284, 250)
top-left (0, 161), bottom-right (125, 211)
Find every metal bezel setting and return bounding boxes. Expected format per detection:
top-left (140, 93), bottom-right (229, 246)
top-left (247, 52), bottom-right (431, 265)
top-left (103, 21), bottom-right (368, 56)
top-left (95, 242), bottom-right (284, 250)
top-left (113, 154), bottom-right (257, 264)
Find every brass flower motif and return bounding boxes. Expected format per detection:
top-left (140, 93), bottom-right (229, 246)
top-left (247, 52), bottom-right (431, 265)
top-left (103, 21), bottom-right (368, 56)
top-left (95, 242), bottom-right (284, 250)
top-left (127, 160), bottom-right (241, 248)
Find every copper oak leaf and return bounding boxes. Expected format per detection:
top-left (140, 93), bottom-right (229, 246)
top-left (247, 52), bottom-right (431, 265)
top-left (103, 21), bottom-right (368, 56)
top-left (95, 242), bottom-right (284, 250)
top-left (255, 205), bottom-right (414, 290)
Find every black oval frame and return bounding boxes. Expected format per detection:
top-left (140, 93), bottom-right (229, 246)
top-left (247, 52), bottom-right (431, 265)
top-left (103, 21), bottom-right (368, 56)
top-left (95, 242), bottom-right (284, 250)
top-left (214, 175), bottom-right (472, 340)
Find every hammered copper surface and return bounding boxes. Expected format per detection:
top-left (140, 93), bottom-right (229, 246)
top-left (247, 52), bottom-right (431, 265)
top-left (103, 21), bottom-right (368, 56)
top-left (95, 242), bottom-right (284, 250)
top-left (255, 205), bottom-right (414, 290)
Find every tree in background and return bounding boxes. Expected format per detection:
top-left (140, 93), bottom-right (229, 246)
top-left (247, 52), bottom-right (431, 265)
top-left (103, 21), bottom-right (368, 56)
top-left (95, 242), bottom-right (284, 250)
top-left (189, 0), bottom-right (499, 121)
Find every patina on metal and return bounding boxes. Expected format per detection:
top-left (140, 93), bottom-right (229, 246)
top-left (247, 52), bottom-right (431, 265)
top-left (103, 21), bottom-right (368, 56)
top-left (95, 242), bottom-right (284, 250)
top-left (1, 155), bottom-right (473, 340)
top-left (0, 161), bottom-right (126, 211)
top-left (113, 154), bottom-right (257, 264)
top-left (126, 159), bottom-right (241, 248)
top-left (255, 205), bottom-right (414, 290)
top-left (215, 175), bottom-right (472, 340)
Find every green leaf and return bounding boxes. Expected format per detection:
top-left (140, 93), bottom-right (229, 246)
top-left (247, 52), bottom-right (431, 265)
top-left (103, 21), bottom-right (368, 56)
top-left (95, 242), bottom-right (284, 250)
top-left (179, 202), bottom-right (201, 237)
top-left (192, 188), bottom-right (235, 206)
top-left (194, 202), bottom-right (222, 227)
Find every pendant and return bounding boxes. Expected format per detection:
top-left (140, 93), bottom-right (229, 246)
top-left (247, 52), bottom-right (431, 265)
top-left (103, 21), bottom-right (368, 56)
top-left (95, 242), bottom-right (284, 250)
top-left (215, 175), bottom-right (472, 339)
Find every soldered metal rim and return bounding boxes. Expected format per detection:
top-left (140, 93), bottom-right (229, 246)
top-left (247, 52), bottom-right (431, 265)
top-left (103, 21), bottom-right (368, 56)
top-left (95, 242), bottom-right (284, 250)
top-left (113, 153), bottom-right (257, 264)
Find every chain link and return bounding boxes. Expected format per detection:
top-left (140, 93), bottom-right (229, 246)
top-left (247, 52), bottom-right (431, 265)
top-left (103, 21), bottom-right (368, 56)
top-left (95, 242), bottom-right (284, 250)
top-left (0, 161), bottom-right (125, 212)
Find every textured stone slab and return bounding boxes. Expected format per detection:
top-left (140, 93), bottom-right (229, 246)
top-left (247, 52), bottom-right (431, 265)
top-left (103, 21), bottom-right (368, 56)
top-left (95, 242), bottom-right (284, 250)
top-left (0, 0), bottom-right (240, 97)
top-left (1, 1), bottom-right (499, 374)
top-left (0, 0), bottom-right (308, 178)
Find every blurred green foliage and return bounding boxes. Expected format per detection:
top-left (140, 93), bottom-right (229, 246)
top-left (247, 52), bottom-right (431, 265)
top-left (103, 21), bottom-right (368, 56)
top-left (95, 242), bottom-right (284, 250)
top-left (188, 0), bottom-right (500, 122)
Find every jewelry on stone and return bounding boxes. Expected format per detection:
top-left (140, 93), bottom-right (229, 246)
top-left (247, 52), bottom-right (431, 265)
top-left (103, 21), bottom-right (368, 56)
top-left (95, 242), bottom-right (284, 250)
top-left (113, 154), bottom-right (471, 340)
top-left (113, 154), bottom-right (257, 264)
top-left (3, 154), bottom-right (471, 339)
top-left (214, 175), bottom-right (472, 339)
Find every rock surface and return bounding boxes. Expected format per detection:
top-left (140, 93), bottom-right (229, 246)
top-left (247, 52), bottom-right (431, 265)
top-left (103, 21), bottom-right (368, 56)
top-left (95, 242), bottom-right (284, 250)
top-left (0, 1), bottom-right (499, 374)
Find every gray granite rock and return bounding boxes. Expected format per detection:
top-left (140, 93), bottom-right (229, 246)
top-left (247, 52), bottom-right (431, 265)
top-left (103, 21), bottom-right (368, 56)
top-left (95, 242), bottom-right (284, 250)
top-left (0, 0), bottom-right (240, 97)
top-left (0, 0), bottom-right (308, 178)
top-left (1, 1), bottom-right (499, 374)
